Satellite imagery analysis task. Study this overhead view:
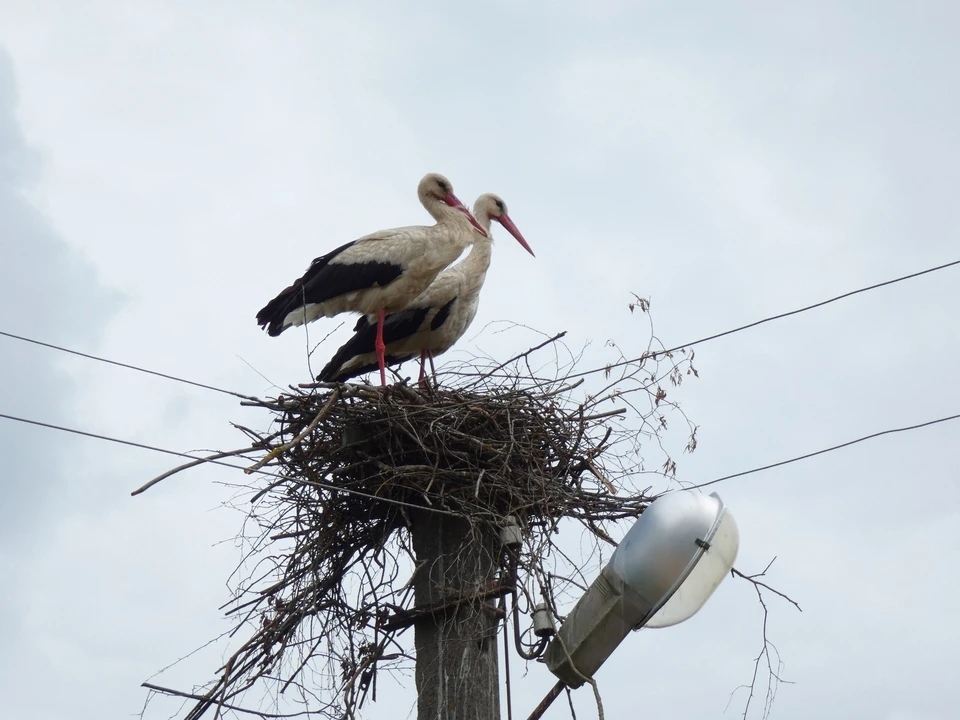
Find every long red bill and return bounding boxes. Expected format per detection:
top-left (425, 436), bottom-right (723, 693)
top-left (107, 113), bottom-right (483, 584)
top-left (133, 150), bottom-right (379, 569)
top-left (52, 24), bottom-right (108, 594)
top-left (445, 193), bottom-right (488, 237)
top-left (498, 214), bottom-right (535, 257)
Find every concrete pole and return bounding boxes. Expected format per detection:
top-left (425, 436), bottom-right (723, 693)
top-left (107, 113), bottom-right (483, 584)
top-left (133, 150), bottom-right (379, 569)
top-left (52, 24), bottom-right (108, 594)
top-left (411, 510), bottom-right (501, 720)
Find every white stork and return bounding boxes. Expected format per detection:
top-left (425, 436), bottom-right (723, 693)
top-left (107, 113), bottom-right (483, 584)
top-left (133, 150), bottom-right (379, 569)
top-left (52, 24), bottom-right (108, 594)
top-left (317, 193), bottom-right (534, 384)
top-left (256, 173), bottom-right (487, 385)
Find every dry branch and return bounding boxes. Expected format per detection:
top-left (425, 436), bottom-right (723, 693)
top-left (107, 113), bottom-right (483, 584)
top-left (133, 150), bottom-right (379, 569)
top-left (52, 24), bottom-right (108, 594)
top-left (141, 318), bottom-right (708, 720)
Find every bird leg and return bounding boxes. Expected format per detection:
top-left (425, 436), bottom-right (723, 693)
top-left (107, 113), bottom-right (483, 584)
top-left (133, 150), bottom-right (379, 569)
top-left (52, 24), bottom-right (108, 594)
top-left (428, 352), bottom-right (438, 386)
top-left (376, 308), bottom-right (387, 386)
top-left (418, 349), bottom-right (428, 388)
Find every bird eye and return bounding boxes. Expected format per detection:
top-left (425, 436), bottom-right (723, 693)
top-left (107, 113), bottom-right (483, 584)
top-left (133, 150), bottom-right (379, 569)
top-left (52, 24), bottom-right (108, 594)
top-left (437, 181), bottom-right (449, 193)
top-left (495, 199), bottom-right (505, 211)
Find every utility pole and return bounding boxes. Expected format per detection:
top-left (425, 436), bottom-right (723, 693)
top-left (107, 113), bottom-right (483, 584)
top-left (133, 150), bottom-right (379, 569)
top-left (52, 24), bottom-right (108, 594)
top-left (411, 510), bottom-right (502, 720)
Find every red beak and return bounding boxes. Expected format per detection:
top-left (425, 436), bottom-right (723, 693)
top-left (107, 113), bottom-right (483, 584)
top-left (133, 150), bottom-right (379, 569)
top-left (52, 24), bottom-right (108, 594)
top-left (497, 213), bottom-right (535, 257)
top-left (444, 193), bottom-right (488, 237)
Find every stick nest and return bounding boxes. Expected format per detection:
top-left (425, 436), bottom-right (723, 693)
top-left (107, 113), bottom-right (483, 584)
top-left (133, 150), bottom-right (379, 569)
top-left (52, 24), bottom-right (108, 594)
top-left (144, 325), bottom-right (700, 720)
top-left (262, 379), bottom-right (632, 521)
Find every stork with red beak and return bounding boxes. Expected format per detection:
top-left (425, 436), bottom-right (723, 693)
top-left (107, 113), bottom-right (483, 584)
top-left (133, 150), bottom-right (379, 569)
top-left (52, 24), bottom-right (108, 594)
top-left (317, 193), bottom-right (534, 385)
top-left (256, 173), bottom-right (487, 385)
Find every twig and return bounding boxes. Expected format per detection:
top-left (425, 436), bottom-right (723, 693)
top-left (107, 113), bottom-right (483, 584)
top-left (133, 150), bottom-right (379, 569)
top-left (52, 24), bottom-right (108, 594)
top-left (244, 389), bottom-right (340, 474)
top-left (213, 655), bottom-right (235, 720)
top-left (732, 559), bottom-right (802, 613)
top-left (485, 332), bottom-right (568, 377)
top-left (578, 408), bottom-right (627, 422)
top-left (131, 447), bottom-right (262, 496)
top-left (586, 460), bottom-right (617, 495)
top-left (728, 558), bottom-right (799, 719)
top-left (141, 683), bottom-right (309, 717)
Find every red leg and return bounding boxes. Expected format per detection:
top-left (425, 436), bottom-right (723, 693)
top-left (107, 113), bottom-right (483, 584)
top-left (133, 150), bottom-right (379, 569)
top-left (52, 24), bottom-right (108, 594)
top-left (418, 349), bottom-right (428, 387)
top-left (376, 308), bottom-right (387, 386)
top-left (428, 352), bottom-right (437, 384)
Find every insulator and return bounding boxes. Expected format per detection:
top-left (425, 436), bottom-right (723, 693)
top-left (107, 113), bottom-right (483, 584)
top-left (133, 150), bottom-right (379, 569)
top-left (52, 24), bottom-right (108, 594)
top-left (500, 515), bottom-right (522, 548)
top-left (532, 602), bottom-right (556, 638)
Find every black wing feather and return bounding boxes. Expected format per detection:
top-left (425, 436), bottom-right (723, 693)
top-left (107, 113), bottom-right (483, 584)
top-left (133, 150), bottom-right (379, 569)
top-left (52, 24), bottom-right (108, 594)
top-left (316, 307), bottom-right (431, 382)
top-left (256, 240), bottom-right (404, 336)
top-left (320, 353), bottom-right (418, 383)
top-left (430, 297), bottom-right (457, 331)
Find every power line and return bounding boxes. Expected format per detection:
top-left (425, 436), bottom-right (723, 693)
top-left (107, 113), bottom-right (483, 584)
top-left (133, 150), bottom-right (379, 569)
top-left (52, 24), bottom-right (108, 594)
top-left (691, 412), bottom-right (960, 490)
top-left (0, 410), bottom-right (221, 461)
top-left (3, 407), bottom-right (958, 510)
top-left (567, 258), bottom-right (960, 381)
top-left (3, 259), bottom-right (957, 396)
top-left (0, 411), bottom-right (461, 517)
top-left (0, 330), bottom-right (257, 401)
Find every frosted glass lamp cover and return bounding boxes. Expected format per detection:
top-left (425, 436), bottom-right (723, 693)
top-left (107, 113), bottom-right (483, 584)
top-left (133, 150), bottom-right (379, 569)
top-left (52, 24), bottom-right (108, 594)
top-left (544, 490), bottom-right (739, 687)
top-left (610, 490), bottom-right (739, 628)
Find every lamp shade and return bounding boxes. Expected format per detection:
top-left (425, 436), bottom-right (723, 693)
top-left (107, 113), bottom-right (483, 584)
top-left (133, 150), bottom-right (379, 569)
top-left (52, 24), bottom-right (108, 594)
top-left (611, 490), bottom-right (739, 628)
top-left (544, 490), bottom-right (739, 687)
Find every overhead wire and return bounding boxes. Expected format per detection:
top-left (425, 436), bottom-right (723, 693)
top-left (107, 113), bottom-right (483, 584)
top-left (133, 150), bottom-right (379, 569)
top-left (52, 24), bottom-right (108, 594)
top-left (7, 260), bottom-right (960, 400)
top-left (565, 258), bottom-right (960, 381)
top-left (2, 408), bottom-right (958, 504)
top-left (1, 259), bottom-right (958, 397)
top-left (0, 329), bottom-right (258, 401)
top-left (690, 412), bottom-right (960, 490)
top-left (1, 257), bottom-right (958, 504)
top-left (0, 411), bottom-right (462, 517)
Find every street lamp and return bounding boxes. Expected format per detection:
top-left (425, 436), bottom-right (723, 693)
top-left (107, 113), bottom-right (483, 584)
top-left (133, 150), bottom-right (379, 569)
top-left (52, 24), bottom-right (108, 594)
top-left (543, 490), bottom-right (739, 689)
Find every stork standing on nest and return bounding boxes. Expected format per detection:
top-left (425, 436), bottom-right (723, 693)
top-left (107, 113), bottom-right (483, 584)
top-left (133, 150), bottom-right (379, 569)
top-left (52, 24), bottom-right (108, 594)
top-left (255, 173), bottom-right (487, 385)
top-left (317, 193), bottom-right (534, 385)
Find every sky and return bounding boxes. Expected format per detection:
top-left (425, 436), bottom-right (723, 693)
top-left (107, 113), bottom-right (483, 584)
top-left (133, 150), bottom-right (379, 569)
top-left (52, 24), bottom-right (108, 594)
top-left (1, 1), bottom-right (958, 719)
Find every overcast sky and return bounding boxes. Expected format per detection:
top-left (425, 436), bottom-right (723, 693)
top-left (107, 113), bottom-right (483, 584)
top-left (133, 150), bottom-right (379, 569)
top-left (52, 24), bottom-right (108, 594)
top-left (1, 2), bottom-right (958, 719)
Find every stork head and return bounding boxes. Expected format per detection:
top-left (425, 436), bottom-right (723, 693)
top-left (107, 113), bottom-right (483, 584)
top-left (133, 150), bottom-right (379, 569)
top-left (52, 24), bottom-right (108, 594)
top-left (419, 173), bottom-right (487, 237)
top-left (473, 193), bottom-right (535, 257)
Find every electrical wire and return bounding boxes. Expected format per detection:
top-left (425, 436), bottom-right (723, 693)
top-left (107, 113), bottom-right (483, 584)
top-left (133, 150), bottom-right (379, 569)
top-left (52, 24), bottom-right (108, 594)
top-left (565, 258), bottom-right (960, 381)
top-left (0, 411), bottom-right (462, 516)
top-left (2, 259), bottom-right (958, 504)
top-left (3, 408), bottom-right (958, 508)
top-left (2, 259), bottom-right (958, 397)
top-left (0, 329), bottom-right (257, 401)
top-left (691, 412), bottom-right (960, 490)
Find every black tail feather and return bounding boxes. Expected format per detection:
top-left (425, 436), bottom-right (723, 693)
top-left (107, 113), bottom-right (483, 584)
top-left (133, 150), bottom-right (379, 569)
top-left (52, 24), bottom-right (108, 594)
top-left (319, 354), bottom-right (416, 383)
top-left (317, 308), bottom-right (428, 382)
top-left (256, 282), bottom-right (304, 336)
top-left (316, 322), bottom-right (378, 381)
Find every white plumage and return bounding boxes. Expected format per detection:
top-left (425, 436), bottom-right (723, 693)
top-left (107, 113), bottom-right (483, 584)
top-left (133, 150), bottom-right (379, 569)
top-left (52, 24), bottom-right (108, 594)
top-left (256, 173), bottom-right (487, 384)
top-left (318, 193), bottom-right (534, 384)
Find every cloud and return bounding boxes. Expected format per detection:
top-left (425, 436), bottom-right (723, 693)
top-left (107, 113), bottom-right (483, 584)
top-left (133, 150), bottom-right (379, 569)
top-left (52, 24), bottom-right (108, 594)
top-left (1, 4), bottom-right (959, 720)
top-left (0, 47), bottom-right (120, 536)
top-left (0, 43), bottom-right (125, 715)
